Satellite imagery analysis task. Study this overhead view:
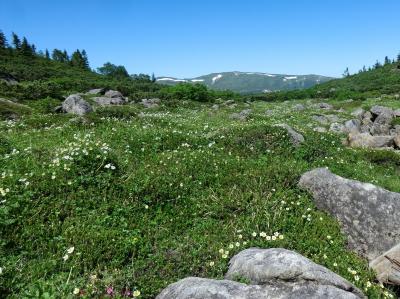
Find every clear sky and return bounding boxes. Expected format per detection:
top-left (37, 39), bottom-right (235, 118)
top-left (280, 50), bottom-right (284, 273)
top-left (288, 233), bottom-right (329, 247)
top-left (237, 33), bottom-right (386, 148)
top-left (1, 0), bottom-right (400, 78)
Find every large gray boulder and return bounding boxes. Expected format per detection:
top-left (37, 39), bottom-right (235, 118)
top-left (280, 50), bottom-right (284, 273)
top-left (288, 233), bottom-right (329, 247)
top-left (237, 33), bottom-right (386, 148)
top-left (347, 133), bottom-right (393, 149)
top-left (157, 248), bottom-right (364, 299)
top-left (104, 90), bottom-right (124, 98)
top-left (62, 94), bottom-right (92, 115)
top-left (275, 124), bottom-right (304, 147)
top-left (370, 105), bottom-right (393, 117)
top-left (93, 97), bottom-right (126, 106)
top-left (370, 111), bottom-right (393, 136)
top-left (299, 168), bottom-right (400, 284)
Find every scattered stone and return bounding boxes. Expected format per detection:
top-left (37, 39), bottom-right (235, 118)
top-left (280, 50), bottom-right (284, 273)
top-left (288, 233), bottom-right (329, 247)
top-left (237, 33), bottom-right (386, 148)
top-left (312, 114), bottom-right (339, 125)
top-left (347, 133), bottom-right (393, 148)
top-left (157, 248), bottom-right (364, 299)
top-left (293, 103), bottom-right (305, 111)
top-left (370, 105), bottom-right (393, 117)
top-left (370, 111), bottom-right (393, 135)
top-left (394, 135), bottom-right (400, 148)
top-left (94, 97), bottom-right (126, 106)
top-left (230, 109), bottom-right (252, 121)
top-left (330, 122), bottom-right (345, 133)
top-left (223, 100), bottom-right (235, 106)
top-left (61, 94), bottom-right (92, 115)
top-left (211, 104), bottom-right (219, 110)
top-left (141, 98), bottom-right (160, 109)
top-left (315, 102), bottom-right (333, 110)
top-left (351, 108), bottom-right (365, 120)
top-left (104, 90), bottom-right (124, 98)
top-left (343, 119), bottom-right (361, 134)
top-left (275, 124), bottom-right (304, 147)
top-left (299, 168), bottom-right (400, 284)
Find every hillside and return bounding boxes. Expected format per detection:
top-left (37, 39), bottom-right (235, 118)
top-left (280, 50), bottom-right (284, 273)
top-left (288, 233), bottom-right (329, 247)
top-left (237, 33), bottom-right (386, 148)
top-left (253, 61), bottom-right (400, 102)
top-left (157, 71), bottom-right (333, 94)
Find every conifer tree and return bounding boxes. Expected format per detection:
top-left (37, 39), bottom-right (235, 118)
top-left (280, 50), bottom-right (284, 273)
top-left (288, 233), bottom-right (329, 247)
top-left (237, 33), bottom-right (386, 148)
top-left (45, 49), bottom-right (50, 59)
top-left (0, 30), bottom-right (7, 48)
top-left (81, 49), bottom-right (89, 69)
top-left (20, 37), bottom-right (33, 56)
top-left (384, 56), bottom-right (391, 65)
top-left (12, 32), bottom-right (21, 50)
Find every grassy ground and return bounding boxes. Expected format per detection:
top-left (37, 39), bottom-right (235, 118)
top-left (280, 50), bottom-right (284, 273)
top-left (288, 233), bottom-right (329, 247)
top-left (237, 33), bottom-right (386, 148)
top-left (1, 97), bottom-right (399, 298)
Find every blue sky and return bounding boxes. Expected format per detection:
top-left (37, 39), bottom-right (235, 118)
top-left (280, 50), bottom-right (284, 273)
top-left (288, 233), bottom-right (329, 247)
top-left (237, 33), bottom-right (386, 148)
top-left (1, 0), bottom-right (400, 78)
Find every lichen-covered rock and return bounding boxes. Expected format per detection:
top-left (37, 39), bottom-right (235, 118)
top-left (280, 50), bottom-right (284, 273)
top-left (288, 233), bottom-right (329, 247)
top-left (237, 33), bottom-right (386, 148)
top-left (157, 248), bottom-right (364, 299)
top-left (62, 94), bottom-right (92, 115)
top-left (141, 98), bottom-right (161, 108)
top-left (293, 103), bottom-right (305, 111)
top-left (370, 105), bottom-right (393, 117)
top-left (299, 168), bottom-right (400, 283)
top-left (330, 122), bottom-right (345, 133)
top-left (275, 124), bottom-right (304, 147)
top-left (315, 102), bottom-right (333, 110)
top-left (226, 248), bottom-right (363, 297)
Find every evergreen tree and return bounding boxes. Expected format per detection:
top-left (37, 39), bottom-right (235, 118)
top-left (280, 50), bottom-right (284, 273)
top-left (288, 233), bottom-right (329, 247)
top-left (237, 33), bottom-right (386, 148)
top-left (63, 50), bottom-right (69, 62)
top-left (0, 30), bottom-right (7, 48)
top-left (12, 32), bottom-right (21, 50)
top-left (71, 49), bottom-right (83, 68)
top-left (342, 67), bottom-right (350, 77)
top-left (20, 37), bottom-right (33, 56)
top-left (45, 49), bottom-right (50, 59)
top-left (81, 49), bottom-right (89, 69)
top-left (151, 73), bottom-right (156, 82)
top-left (397, 52), bottom-right (400, 62)
top-left (374, 60), bottom-right (381, 69)
top-left (31, 44), bottom-right (36, 54)
top-left (384, 56), bottom-right (391, 65)
top-left (52, 49), bottom-right (69, 62)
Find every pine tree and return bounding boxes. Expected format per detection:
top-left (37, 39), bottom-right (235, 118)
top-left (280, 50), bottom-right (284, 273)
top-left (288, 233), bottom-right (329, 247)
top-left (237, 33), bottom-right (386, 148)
top-left (12, 32), bottom-right (21, 50)
top-left (342, 67), bottom-right (350, 77)
top-left (70, 49), bottom-right (83, 68)
top-left (151, 73), bottom-right (156, 82)
top-left (397, 52), bottom-right (400, 62)
top-left (52, 49), bottom-right (68, 62)
top-left (31, 44), bottom-right (36, 54)
top-left (63, 50), bottom-right (69, 62)
top-left (384, 56), bottom-right (391, 65)
top-left (0, 30), bottom-right (7, 48)
top-left (20, 37), bottom-right (33, 56)
top-left (45, 49), bottom-right (50, 59)
top-left (81, 49), bottom-right (89, 69)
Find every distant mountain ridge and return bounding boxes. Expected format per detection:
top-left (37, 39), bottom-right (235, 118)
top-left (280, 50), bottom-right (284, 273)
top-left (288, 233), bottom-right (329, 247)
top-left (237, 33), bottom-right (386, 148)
top-left (157, 71), bottom-right (334, 94)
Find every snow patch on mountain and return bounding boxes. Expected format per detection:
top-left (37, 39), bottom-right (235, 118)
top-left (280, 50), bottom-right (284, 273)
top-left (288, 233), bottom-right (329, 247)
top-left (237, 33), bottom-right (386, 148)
top-left (212, 74), bottom-right (223, 84)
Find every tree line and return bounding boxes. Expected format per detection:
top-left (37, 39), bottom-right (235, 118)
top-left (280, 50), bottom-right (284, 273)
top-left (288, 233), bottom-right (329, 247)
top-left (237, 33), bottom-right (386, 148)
top-left (0, 30), bottom-right (157, 82)
top-left (343, 52), bottom-right (400, 77)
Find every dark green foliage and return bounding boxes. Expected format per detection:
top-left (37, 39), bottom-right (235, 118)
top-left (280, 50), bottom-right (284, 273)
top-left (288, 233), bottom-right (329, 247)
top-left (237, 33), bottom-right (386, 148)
top-left (97, 62), bottom-right (129, 79)
top-left (70, 49), bottom-right (89, 70)
top-left (52, 49), bottom-right (69, 63)
top-left (12, 32), bottom-right (21, 49)
top-left (0, 30), bottom-right (7, 48)
top-left (20, 37), bottom-right (34, 56)
top-left (162, 83), bottom-right (210, 102)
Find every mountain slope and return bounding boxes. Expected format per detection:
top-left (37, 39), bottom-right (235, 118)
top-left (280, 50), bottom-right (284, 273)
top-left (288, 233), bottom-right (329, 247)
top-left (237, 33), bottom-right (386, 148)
top-left (157, 71), bottom-right (334, 93)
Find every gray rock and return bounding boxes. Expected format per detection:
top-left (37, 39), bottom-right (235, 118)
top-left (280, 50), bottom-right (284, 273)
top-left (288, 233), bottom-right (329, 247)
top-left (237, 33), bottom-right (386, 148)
top-left (104, 90), bottom-right (124, 98)
top-left (157, 277), bottom-right (363, 299)
top-left (370, 112), bottom-right (393, 135)
top-left (315, 102), bottom-right (333, 110)
top-left (231, 109), bottom-right (252, 121)
top-left (299, 168), bottom-right (400, 283)
top-left (313, 114), bottom-right (339, 125)
top-left (394, 135), bottom-right (400, 148)
top-left (343, 119), bottom-right (361, 134)
top-left (293, 104), bottom-right (305, 111)
top-left (351, 108), bottom-right (365, 120)
top-left (347, 133), bottom-right (393, 148)
top-left (393, 109), bottom-right (400, 117)
top-left (275, 124), bottom-right (304, 147)
top-left (62, 94), bottom-right (92, 115)
top-left (226, 248), bottom-right (363, 297)
top-left (330, 122), bottom-right (345, 133)
top-left (211, 104), bottom-right (219, 110)
top-left (93, 97), bottom-right (126, 106)
top-left (157, 248), bottom-right (364, 299)
top-left (141, 98), bottom-right (160, 108)
top-left (370, 105), bottom-right (393, 117)
top-left (223, 100), bottom-right (235, 106)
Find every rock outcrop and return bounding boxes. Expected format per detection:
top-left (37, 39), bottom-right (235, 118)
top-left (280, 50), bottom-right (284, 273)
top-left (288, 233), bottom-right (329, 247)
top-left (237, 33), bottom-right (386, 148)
top-left (61, 94), bottom-right (92, 115)
top-left (299, 168), bottom-right (400, 284)
top-left (157, 248), bottom-right (364, 299)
